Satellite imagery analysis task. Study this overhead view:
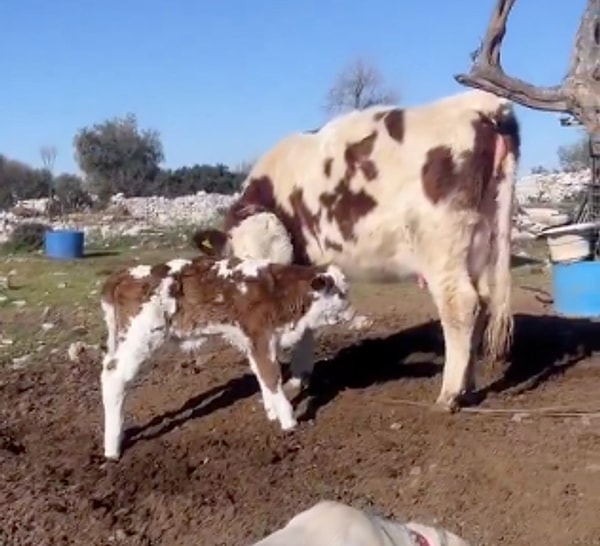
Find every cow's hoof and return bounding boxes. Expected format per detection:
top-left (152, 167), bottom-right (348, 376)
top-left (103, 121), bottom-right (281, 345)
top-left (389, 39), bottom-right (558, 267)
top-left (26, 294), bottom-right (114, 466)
top-left (433, 394), bottom-right (461, 414)
top-left (459, 390), bottom-right (480, 407)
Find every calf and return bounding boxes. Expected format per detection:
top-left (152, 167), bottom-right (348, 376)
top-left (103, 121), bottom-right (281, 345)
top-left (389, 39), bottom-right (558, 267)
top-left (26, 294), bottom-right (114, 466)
top-left (193, 88), bottom-right (521, 411)
top-left (99, 255), bottom-right (365, 460)
top-left (251, 500), bottom-right (472, 546)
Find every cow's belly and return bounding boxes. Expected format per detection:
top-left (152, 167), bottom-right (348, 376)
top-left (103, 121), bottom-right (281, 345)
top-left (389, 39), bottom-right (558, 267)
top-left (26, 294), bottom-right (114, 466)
top-left (306, 231), bottom-right (421, 283)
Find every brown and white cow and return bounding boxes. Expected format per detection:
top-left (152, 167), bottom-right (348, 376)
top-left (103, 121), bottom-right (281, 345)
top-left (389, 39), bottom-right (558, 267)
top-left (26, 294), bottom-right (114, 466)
top-left (99, 255), bottom-right (367, 459)
top-left (193, 89), bottom-right (521, 412)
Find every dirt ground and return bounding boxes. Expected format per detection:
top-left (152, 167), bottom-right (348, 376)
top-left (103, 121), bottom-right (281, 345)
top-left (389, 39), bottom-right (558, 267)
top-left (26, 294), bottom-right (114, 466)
top-left (1, 271), bottom-right (600, 546)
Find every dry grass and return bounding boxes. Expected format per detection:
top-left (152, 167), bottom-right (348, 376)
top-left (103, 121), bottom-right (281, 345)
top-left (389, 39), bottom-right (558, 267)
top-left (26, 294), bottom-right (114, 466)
top-left (0, 242), bottom-right (198, 366)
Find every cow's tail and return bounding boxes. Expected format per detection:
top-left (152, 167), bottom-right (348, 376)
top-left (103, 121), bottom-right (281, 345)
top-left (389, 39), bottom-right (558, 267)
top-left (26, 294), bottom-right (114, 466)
top-left (483, 101), bottom-right (520, 362)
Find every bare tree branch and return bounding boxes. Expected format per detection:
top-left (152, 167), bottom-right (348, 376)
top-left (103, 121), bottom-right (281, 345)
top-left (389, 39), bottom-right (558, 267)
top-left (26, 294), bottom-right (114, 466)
top-left (324, 58), bottom-right (399, 116)
top-left (40, 145), bottom-right (57, 174)
top-left (455, 0), bottom-right (568, 111)
top-left (455, 0), bottom-right (600, 137)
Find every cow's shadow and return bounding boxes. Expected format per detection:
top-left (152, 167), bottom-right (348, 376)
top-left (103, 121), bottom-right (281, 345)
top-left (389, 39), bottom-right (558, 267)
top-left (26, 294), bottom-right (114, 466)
top-left (300, 313), bottom-right (600, 420)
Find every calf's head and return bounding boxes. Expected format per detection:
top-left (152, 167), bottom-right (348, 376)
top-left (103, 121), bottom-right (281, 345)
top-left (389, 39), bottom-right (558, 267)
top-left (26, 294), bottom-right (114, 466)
top-left (289, 265), bottom-right (370, 335)
top-left (192, 212), bottom-right (293, 265)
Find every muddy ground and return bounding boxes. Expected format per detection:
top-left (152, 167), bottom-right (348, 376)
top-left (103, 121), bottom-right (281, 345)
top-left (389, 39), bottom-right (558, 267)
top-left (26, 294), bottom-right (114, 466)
top-left (1, 272), bottom-right (600, 546)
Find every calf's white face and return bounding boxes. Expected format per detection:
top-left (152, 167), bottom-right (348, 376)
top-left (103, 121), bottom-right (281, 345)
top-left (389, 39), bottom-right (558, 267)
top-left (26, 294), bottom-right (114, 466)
top-left (302, 265), bottom-right (356, 329)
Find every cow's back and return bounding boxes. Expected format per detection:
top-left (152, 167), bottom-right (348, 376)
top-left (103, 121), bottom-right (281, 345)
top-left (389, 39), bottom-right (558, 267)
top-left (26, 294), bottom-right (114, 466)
top-left (234, 90), bottom-right (515, 281)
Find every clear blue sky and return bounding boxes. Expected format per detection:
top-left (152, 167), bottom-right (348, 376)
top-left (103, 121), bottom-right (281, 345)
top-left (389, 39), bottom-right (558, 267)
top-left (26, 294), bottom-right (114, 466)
top-left (0, 0), bottom-right (588, 178)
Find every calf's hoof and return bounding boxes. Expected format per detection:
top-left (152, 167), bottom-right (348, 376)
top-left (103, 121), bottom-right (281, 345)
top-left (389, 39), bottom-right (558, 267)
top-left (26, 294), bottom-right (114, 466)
top-left (265, 406), bottom-right (278, 422)
top-left (104, 451), bottom-right (121, 461)
top-left (279, 418), bottom-right (298, 432)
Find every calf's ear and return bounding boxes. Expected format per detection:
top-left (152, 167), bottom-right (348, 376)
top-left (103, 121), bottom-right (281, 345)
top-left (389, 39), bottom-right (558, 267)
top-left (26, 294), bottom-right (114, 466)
top-left (191, 229), bottom-right (228, 257)
top-left (310, 273), bottom-right (335, 293)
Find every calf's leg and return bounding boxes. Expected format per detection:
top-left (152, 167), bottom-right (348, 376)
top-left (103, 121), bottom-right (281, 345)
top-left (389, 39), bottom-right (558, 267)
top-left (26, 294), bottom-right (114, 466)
top-left (101, 300), bottom-right (118, 356)
top-left (248, 338), bottom-right (296, 430)
top-left (101, 318), bottom-right (167, 460)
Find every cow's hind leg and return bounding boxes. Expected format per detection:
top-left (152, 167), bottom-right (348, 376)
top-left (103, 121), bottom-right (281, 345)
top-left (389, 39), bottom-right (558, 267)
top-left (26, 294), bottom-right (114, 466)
top-left (284, 328), bottom-right (316, 393)
top-left (428, 268), bottom-right (481, 412)
top-left (465, 267), bottom-right (493, 394)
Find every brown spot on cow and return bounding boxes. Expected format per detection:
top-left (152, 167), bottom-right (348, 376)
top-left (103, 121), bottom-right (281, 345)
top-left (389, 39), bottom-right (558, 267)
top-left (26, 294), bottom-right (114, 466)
top-left (285, 188), bottom-right (322, 263)
top-left (289, 189), bottom-right (321, 242)
top-left (344, 131), bottom-right (379, 181)
top-left (383, 109), bottom-right (405, 143)
top-left (324, 238), bottom-right (343, 252)
top-left (323, 157), bottom-right (333, 177)
top-left (320, 180), bottom-right (377, 241)
top-left (421, 146), bottom-right (456, 204)
top-left (373, 109), bottom-right (405, 143)
top-left (460, 114), bottom-right (497, 208)
top-left (421, 111), bottom-right (520, 210)
top-left (224, 176), bottom-right (276, 230)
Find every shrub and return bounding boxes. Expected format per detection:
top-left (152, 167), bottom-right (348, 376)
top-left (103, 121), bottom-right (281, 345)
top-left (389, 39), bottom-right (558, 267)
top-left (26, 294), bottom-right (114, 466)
top-left (4, 222), bottom-right (52, 253)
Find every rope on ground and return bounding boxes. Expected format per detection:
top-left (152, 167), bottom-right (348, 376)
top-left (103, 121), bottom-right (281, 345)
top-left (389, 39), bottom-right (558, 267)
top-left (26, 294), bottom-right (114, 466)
top-left (381, 398), bottom-right (600, 418)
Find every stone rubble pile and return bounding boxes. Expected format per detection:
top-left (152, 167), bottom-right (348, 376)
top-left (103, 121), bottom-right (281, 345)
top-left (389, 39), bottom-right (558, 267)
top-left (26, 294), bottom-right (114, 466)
top-left (515, 169), bottom-right (590, 205)
top-left (0, 190), bottom-right (239, 244)
top-left (108, 191), bottom-right (239, 225)
top-left (0, 169), bottom-right (592, 244)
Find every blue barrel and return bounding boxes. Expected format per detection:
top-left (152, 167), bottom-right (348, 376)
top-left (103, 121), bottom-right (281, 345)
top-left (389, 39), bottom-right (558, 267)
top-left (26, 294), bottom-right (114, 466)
top-left (44, 229), bottom-right (85, 260)
top-left (551, 260), bottom-right (600, 317)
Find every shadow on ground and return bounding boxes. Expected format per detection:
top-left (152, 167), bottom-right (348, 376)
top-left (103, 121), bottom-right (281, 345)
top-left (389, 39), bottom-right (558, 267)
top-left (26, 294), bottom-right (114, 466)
top-left (118, 313), bottom-right (600, 449)
top-left (122, 374), bottom-right (258, 455)
top-left (84, 250), bottom-right (121, 259)
top-left (303, 313), bottom-right (600, 418)
top-left (511, 253), bottom-right (544, 268)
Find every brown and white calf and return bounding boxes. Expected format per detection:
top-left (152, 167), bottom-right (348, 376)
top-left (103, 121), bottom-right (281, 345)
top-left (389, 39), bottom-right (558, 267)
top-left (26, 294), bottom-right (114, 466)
top-left (99, 255), bottom-right (365, 459)
top-left (193, 89), bottom-right (521, 411)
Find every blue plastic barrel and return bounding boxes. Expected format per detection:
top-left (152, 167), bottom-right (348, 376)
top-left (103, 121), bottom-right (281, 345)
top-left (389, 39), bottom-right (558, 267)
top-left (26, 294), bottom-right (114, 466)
top-left (44, 229), bottom-right (85, 260)
top-left (551, 260), bottom-right (600, 317)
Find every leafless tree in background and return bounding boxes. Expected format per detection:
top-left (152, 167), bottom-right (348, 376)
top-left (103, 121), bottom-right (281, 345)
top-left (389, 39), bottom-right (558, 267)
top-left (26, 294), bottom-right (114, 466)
top-left (323, 58), bottom-right (399, 116)
top-left (40, 145), bottom-right (57, 174)
top-left (40, 145), bottom-right (57, 206)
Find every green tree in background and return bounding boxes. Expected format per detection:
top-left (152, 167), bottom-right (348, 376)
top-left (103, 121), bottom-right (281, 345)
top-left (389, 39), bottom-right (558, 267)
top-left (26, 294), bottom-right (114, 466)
top-left (73, 113), bottom-right (164, 201)
top-left (0, 155), bottom-right (53, 209)
top-left (557, 130), bottom-right (592, 172)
